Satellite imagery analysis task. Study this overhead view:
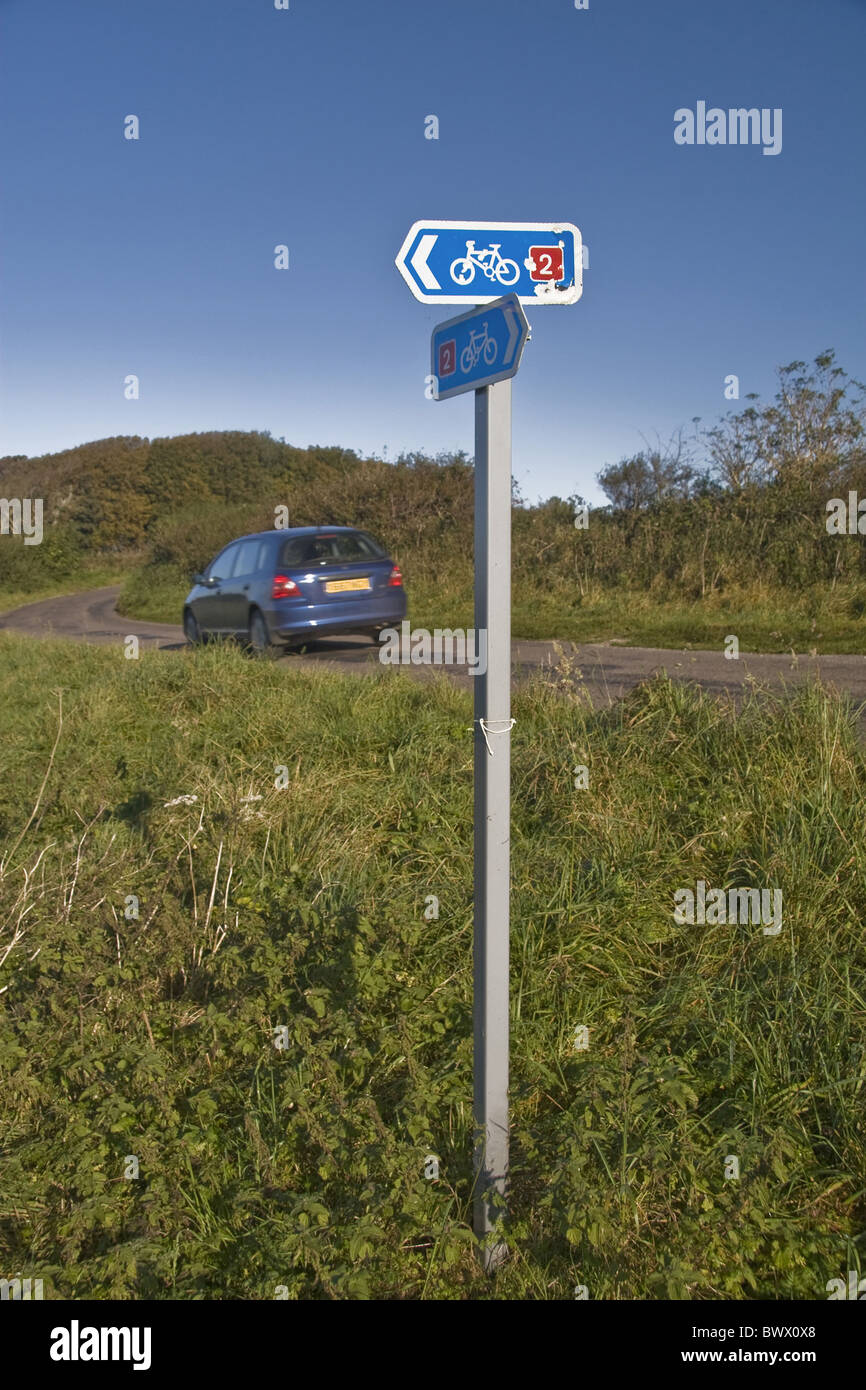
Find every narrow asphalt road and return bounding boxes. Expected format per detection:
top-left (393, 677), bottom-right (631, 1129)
top-left (2, 585), bottom-right (866, 714)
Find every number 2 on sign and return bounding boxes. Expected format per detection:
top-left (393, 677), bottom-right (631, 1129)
top-left (527, 244), bottom-right (564, 281)
top-left (438, 339), bottom-right (456, 377)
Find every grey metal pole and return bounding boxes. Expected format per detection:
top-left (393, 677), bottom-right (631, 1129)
top-left (473, 378), bottom-right (512, 1271)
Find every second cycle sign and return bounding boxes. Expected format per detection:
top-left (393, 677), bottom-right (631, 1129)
top-left (431, 294), bottom-right (530, 400)
top-left (396, 220), bottom-right (583, 305)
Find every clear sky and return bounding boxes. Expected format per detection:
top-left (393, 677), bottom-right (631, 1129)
top-left (1, 0), bottom-right (864, 505)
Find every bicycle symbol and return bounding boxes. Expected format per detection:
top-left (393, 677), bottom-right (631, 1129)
top-left (450, 240), bottom-right (520, 288)
top-left (460, 322), bottom-right (498, 373)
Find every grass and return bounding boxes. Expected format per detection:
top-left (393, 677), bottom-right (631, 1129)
top-left (115, 562), bottom-right (189, 626)
top-left (0, 633), bottom-right (864, 1299)
top-left (510, 579), bottom-right (866, 653)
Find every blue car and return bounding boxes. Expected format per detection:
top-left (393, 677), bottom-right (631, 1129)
top-left (183, 526), bottom-right (407, 653)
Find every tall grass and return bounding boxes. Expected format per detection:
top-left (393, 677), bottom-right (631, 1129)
top-left (0, 633), bottom-right (864, 1298)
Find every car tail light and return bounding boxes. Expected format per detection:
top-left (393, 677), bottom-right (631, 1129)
top-left (272, 574), bottom-right (301, 599)
top-left (387, 565), bottom-right (403, 587)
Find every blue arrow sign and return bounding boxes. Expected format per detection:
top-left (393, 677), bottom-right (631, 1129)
top-left (431, 294), bottom-right (530, 400)
top-left (397, 220), bottom-right (582, 306)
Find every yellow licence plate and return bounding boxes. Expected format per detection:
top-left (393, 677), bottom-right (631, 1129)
top-left (324, 577), bottom-right (370, 594)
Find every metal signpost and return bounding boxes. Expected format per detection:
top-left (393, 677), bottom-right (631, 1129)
top-left (431, 294), bottom-right (529, 1266)
top-left (470, 371), bottom-right (516, 1269)
top-left (397, 221), bottom-right (581, 1271)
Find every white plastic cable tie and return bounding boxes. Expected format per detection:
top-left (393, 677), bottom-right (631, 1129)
top-left (477, 717), bottom-right (516, 756)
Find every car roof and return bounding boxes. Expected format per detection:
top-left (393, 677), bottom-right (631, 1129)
top-left (228, 526), bottom-right (370, 543)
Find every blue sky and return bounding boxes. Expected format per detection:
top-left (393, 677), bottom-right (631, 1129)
top-left (1, 0), bottom-right (864, 505)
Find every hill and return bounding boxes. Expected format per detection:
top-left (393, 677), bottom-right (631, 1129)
top-left (2, 351), bottom-right (866, 651)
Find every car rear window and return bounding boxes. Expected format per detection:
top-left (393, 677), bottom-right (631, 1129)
top-left (279, 531), bottom-right (386, 567)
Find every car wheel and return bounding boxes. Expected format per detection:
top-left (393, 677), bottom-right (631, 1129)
top-left (247, 609), bottom-right (272, 657)
top-left (184, 610), bottom-right (202, 645)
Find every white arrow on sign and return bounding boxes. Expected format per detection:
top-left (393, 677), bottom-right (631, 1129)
top-left (503, 302), bottom-right (520, 365)
top-left (410, 234), bottom-right (440, 290)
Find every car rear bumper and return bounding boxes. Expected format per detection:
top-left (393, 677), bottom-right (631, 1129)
top-left (269, 591), bottom-right (407, 640)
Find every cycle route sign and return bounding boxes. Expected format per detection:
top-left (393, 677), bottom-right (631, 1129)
top-left (396, 220), bottom-right (582, 306)
top-left (430, 294), bottom-right (530, 400)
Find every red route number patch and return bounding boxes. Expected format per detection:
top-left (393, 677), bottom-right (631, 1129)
top-left (438, 339), bottom-right (457, 377)
top-left (527, 245), bottom-right (564, 281)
